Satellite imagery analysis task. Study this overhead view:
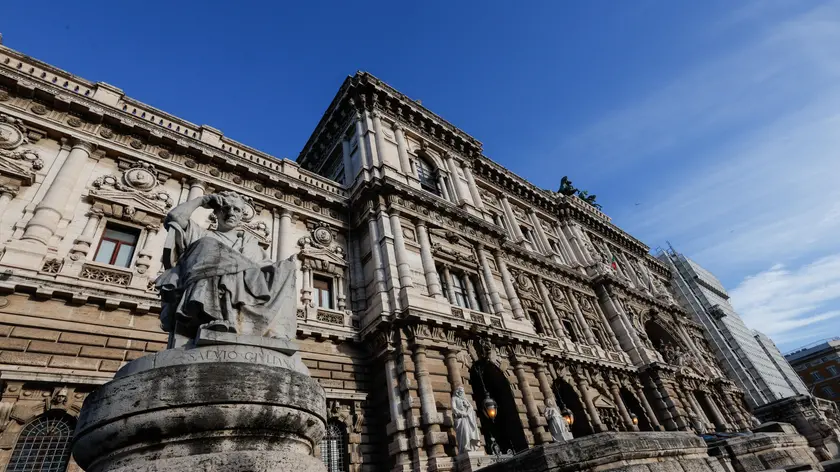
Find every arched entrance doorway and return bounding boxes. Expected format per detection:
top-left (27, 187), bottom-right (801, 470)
top-left (644, 320), bottom-right (682, 364)
top-left (554, 378), bottom-right (591, 438)
top-left (470, 361), bottom-right (528, 454)
top-left (620, 387), bottom-right (652, 431)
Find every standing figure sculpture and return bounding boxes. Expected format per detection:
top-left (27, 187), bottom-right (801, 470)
top-left (156, 191), bottom-right (296, 346)
top-left (451, 386), bottom-right (482, 454)
top-left (545, 400), bottom-right (573, 442)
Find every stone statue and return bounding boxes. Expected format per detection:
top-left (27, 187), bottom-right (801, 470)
top-left (545, 400), bottom-right (572, 442)
top-left (451, 386), bottom-right (481, 454)
top-left (156, 191), bottom-right (297, 344)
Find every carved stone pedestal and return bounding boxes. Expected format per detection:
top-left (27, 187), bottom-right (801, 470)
top-left (72, 343), bottom-right (327, 472)
top-left (456, 450), bottom-right (496, 472)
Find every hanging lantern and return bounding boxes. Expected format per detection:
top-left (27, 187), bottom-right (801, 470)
top-left (630, 412), bottom-right (639, 426)
top-left (483, 395), bottom-right (498, 420)
top-left (561, 407), bottom-right (574, 426)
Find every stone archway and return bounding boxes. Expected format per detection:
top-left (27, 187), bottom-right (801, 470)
top-left (620, 387), bottom-right (652, 431)
top-left (644, 319), bottom-right (683, 364)
top-left (554, 378), bottom-right (592, 438)
top-left (470, 360), bottom-right (528, 454)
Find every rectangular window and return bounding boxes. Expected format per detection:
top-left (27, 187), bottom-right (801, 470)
top-left (822, 386), bottom-right (837, 398)
top-left (528, 310), bottom-right (544, 335)
top-left (94, 223), bottom-right (140, 268)
top-left (812, 371), bottom-right (824, 381)
top-left (562, 319), bottom-right (579, 343)
top-left (591, 328), bottom-right (606, 349)
top-left (451, 272), bottom-right (471, 309)
top-left (470, 275), bottom-right (488, 313)
top-left (828, 366), bottom-right (838, 377)
top-left (313, 275), bottom-right (334, 310)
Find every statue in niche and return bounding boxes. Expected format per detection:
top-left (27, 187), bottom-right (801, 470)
top-left (451, 386), bottom-right (482, 454)
top-left (156, 191), bottom-right (296, 345)
top-left (544, 400), bottom-right (572, 442)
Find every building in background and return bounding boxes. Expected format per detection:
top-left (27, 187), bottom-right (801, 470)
top-left (657, 247), bottom-right (809, 407)
top-left (786, 338), bottom-right (840, 403)
top-left (755, 331), bottom-right (812, 397)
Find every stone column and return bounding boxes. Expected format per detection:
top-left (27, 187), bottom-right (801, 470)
top-left (341, 138), bottom-right (353, 187)
top-left (441, 265), bottom-right (456, 305)
top-left (592, 300), bottom-right (622, 351)
top-left (578, 379), bottom-right (605, 433)
top-left (499, 196), bottom-right (525, 241)
top-left (270, 209), bottom-right (281, 261)
top-left (536, 278), bottom-right (565, 337)
top-left (336, 274), bottom-right (346, 311)
top-left (412, 345), bottom-right (445, 459)
top-left (462, 161), bottom-right (485, 211)
top-left (701, 392), bottom-right (727, 431)
top-left (383, 350), bottom-right (410, 468)
top-left (0, 186), bottom-right (17, 218)
top-left (535, 364), bottom-right (555, 405)
top-left (187, 179), bottom-right (206, 201)
top-left (415, 222), bottom-right (442, 297)
top-left (389, 212), bottom-right (414, 291)
top-left (277, 209), bottom-right (293, 260)
top-left (176, 178), bottom-right (190, 205)
top-left (561, 222), bottom-right (591, 266)
top-left (444, 154), bottom-right (468, 205)
top-left (134, 225), bottom-right (159, 275)
top-left (354, 112), bottom-right (371, 170)
top-left (367, 215), bottom-right (390, 309)
top-left (301, 262), bottom-right (313, 308)
top-left (528, 210), bottom-right (550, 254)
top-left (465, 276), bottom-right (480, 311)
top-left (21, 140), bottom-right (94, 245)
top-left (610, 383), bottom-right (638, 431)
top-left (68, 208), bottom-right (103, 261)
top-left (553, 222), bottom-right (578, 265)
top-left (444, 349), bottom-right (463, 390)
top-left (476, 245), bottom-right (504, 315)
top-left (514, 361), bottom-right (547, 443)
top-left (635, 382), bottom-right (663, 431)
top-left (437, 175), bottom-right (451, 201)
top-left (495, 252), bottom-right (525, 320)
top-left (392, 122), bottom-right (413, 177)
top-left (569, 293), bottom-right (598, 345)
top-left (370, 110), bottom-right (387, 168)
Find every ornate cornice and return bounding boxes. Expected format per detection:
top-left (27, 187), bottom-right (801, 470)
top-left (297, 72), bottom-right (484, 172)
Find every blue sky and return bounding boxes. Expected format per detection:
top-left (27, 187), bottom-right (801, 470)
top-left (2, 0), bottom-right (838, 351)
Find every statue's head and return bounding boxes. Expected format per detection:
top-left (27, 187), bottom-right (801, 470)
top-left (455, 386), bottom-right (465, 397)
top-left (546, 399), bottom-right (555, 408)
top-left (213, 191), bottom-right (248, 232)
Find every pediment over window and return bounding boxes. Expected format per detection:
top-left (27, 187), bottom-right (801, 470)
top-left (298, 222), bottom-right (347, 276)
top-left (88, 189), bottom-right (170, 227)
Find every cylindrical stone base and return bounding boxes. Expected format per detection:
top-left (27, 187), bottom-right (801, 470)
top-left (73, 346), bottom-right (327, 472)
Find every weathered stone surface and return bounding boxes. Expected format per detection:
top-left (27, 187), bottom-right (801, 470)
top-left (707, 423), bottom-right (824, 472)
top-left (479, 431), bottom-right (729, 472)
top-left (73, 358), bottom-right (326, 472)
top-left (113, 343), bottom-right (309, 378)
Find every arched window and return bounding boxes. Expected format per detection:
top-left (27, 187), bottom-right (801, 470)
top-left (7, 412), bottom-right (75, 472)
top-left (416, 157), bottom-right (440, 196)
top-left (320, 420), bottom-right (347, 472)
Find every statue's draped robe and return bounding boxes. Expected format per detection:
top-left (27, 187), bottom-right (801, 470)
top-left (451, 394), bottom-right (481, 453)
top-left (156, 220), bottom-right (296, 339)
top-left (545, 407), bottom-right (571, 442)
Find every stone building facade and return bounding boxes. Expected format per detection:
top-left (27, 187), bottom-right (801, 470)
top-left (0, 42), bottom-right (755, 472)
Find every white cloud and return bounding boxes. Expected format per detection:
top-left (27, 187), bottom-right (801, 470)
top-left (729, 253), bottom-right (840, 345)
top-left (556, 1), bottom-right (840, 278)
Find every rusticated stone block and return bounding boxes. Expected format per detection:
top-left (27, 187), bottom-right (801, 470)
top-left (59, 332), bottom-right (108, 347)
top-left (27, 340), bottom-right (81, 356)
top-left (0, 351), bottom-right (49, 366)
top-left (11, 326), bottom-right (60, 341)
